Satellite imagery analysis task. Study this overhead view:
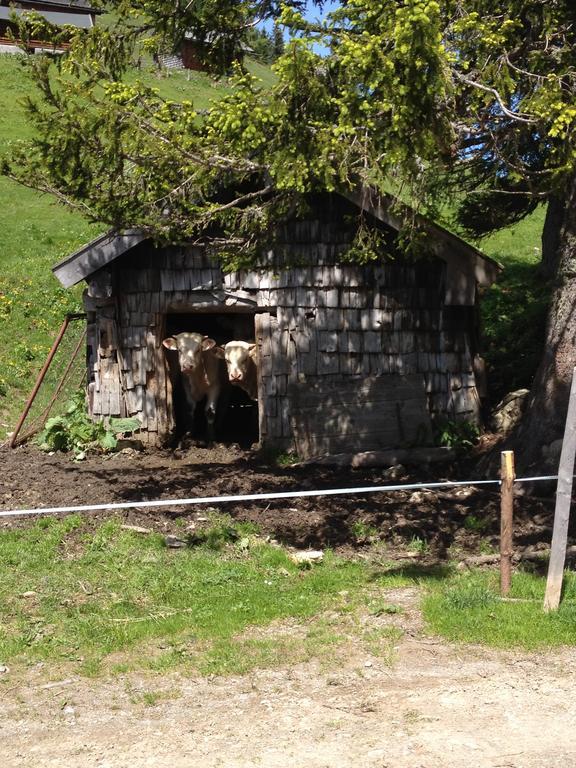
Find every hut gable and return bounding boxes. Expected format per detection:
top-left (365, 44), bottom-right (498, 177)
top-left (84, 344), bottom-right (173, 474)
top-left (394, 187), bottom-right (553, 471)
top-left (53, 190), bottom-right (501, 458)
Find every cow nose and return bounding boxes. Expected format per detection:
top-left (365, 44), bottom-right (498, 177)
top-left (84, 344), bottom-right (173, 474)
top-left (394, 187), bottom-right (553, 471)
top-left (231, 372), bottom-right (242, 380)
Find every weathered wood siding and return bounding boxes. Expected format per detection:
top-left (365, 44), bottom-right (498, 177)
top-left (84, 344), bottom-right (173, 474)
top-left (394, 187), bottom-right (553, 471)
top-left (84, 196), bottom-right (482, 454)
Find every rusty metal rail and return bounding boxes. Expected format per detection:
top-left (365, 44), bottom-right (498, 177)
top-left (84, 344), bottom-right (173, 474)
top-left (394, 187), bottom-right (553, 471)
top-left (9, 313), bottom-right (86, 448)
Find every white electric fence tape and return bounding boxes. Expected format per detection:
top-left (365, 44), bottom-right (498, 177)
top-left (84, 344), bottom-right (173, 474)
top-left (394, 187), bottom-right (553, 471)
top-left (0, 475), bottom-right (561, 519)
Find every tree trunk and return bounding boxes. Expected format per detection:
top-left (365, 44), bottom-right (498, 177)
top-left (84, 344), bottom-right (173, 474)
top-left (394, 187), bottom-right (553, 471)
top-left (513, 178), bottom-right (576, 472)
top-left (539, 194), bottom-right (566, 280)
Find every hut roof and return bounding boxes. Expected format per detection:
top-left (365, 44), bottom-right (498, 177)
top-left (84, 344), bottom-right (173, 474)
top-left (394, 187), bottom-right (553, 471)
top-left (52, 189), bottom-right (502, 289)
top-left (1, 0), bottom-right (101, 12)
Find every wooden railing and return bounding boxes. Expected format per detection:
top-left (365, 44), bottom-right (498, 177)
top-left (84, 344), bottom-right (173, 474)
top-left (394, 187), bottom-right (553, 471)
top-left (0, 36), bottom-right (70, 50)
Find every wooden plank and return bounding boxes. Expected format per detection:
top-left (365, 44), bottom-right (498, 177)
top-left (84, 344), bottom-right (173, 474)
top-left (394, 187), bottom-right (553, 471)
top-left (146, 330), bottom-right (156, 372)
top-left (154, 337), bottom-right (170, 438)
top-left (254, 313), bottom-right (267, 446)
top-left (279, 397), bottom-right (291, 436)
top-left (318, 353), bottom-right (339, 375)
top-left (92, 390), bottom-right (102, 416)
top-left (289, 374), bottom-right (432, 459)
top-left (296, 288), bottom-right (317, 307)
top-left (293, 329), bottom-right (312, 355)
top-left (160, 271), bottom-right (175, 292)
top-left (544, 366), bottom-right (576, 611)
top-left (500, 451), bottom-right (515, 597)
top-left (134, 348), bottom-right (147, 386)
top-left (401, 353), bottom-right (418, 374)
top-left (363, 331), bottom-right (381, 354)
top-left (109, 364), bottom-right (121, 416)
top-left (318, 331), bottom-right (338, 353)
top-left (290, 374), bottom-right (428, 405)
top-left (293, 430), bottom-right (425, 458)
top-left (277, 288), bottom-right (297, 307)
top-left (145, 389), bottom-right (157, 431)
top-left (54, 231), bottom-right (147, 289)
top-left (98, 317), bottom-right (117, 358)
top-left (292, 396), bottom-right (431, 421)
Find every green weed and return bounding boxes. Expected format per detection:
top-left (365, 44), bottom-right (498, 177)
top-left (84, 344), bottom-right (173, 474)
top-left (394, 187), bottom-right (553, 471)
top-left (0, 517), bottom-right (411, 676)
top-left (407, 536), bottom-right (428, 554)
top-left (423, 570), bottom-right (576, 649)
top-left (187, 512), bottom-right (259, 550)
top-left (463, 515), bottom-right (490, 533)
top-left (434, 418), bottom-right (480, 449)
top-left (36, 391), bottom-right (140, 457)
top-left (351, 520), bottom-right (380, 543)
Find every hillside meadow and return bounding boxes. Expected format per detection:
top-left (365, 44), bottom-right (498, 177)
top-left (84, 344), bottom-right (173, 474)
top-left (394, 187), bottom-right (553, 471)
top-left (0, 51), bottom-right (547, 438)
top-left (0, 53), bottom-right (275, 435)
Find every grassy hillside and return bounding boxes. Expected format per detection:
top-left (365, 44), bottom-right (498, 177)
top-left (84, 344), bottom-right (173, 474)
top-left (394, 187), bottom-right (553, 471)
top-left (473, 209), bottom-right (549, 404)
top-left (0, 53), bottom-right (274, 437)
top-left (0, 51), bottom-right (547, 440)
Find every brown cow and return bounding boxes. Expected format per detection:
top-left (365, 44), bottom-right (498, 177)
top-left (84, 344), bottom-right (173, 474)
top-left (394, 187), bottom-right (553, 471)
top-left (162, 332), bottom-right (226, 442)
top-left (220, 341), bottom-right (259, 401)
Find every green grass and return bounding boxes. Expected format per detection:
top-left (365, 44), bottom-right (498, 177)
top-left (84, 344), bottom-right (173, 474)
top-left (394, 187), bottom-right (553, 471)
top-left (423, 569), bottom-right (576, 650)
top-left (0, 53), bottom-right (275, 436)
top-left (473, 208), bottom-right (550, 402)
top-left (2, 516), bottom-right (576, 677)
top-left (0, 515), bottom-right (409, 677)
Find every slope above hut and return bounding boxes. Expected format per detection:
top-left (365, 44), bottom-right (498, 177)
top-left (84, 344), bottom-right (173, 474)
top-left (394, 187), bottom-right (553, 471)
top-left (53, 189), bottom-right (501, 458)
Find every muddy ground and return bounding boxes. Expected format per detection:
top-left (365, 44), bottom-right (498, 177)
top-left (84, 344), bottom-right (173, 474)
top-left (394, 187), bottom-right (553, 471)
top-left (1, 443), bottom-right (575, 768)
top-left (0, 442), bottom-right (563, 556)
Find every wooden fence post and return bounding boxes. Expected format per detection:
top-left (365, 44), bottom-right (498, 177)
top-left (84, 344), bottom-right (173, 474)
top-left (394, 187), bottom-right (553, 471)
top-left (544, 366), bottom-right (576, 612)
top-left (500, 450), bottom-right (515, 596)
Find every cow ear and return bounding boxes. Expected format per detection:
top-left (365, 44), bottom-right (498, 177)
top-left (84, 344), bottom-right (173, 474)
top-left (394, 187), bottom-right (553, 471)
top-left (248, 344), bottom-right (258, 361)
top-left (213, 346), bottom-right (225, 359)
top-left (202, 337), bottom-right (216, 351)
top-left (162, 337), bottom-right (178, 350)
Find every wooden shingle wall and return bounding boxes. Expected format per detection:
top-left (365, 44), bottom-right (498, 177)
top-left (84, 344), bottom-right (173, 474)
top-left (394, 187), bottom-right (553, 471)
top-left (84, 202), bottom-right (482, 451)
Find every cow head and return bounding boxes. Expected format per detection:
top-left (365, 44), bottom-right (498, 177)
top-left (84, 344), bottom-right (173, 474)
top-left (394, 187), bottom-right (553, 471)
top-left (222, 340), bottom-right (257, 384)
top-left (162, 332), bottom-right (217, 373)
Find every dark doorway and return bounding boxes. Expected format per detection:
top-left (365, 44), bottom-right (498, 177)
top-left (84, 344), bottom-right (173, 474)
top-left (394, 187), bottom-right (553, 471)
top-left (164, 311), bottom-right (261, 448)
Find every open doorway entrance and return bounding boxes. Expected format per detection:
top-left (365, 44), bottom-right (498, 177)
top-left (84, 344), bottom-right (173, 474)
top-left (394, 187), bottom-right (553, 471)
top-left (164, 310), bottom-right (262, 448)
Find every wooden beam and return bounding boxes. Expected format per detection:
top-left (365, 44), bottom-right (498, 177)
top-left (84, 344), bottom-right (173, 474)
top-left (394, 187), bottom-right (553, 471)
top-left (52, 230), bottom-right (146, 288)
top-left (500, 451), bottom-right (515, 596)
top-left (544, 366), bottom-right (576, 612)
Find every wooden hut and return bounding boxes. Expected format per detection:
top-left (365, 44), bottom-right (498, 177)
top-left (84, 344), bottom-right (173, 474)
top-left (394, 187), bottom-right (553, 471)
top-left (0, 0), bottom-right (100, 53)
top-left (52, 190), bottom-right (501, 458)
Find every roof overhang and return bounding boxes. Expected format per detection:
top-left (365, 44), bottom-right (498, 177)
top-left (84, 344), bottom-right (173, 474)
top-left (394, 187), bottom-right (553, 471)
top-left (0, 6), bottom-right (94, 27)
top-left (52, 189), bottom-right (502, 290)
top-left (343, 187), bottom-right (502, 288)
top-left (52, 229), bottom-right (147, 288)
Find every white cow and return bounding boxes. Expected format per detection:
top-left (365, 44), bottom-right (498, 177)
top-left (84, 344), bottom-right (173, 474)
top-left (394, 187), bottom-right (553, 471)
top-left (162, 332), bottom-right (226, 442)
top-left (220, 341), bottom-right (259, 401)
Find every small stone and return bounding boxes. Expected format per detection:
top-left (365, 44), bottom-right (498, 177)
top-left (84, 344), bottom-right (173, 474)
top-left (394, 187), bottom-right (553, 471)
top-left (383, 464), bottom-right (406, 480)
top-left (0, 664), bottom-right (9, 674)
top-left (21, 591), bottom-right (37, 598)
top-left (290, 550), bottom-right (324, 565)
top-left (364, 661), bottom-right (373, 668)
top-left (490, 389), bottom-right (529, 434)
top-left (121, 525), bottom-right (152, 535)
top-left (165, 534), bottom-right (187, 549)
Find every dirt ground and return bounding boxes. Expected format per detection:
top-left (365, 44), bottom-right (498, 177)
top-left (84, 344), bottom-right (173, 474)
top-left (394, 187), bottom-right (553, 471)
top-left (1, 443), bottom-right (575, 768)
top-left (2, 589), bottom-right (576, 768)
top-left (0, 442), bottom-right (563, 552)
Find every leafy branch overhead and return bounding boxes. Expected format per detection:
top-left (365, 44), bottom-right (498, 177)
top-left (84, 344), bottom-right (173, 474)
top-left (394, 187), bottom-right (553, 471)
top-left (3, 0), bottom-right (576, 260)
